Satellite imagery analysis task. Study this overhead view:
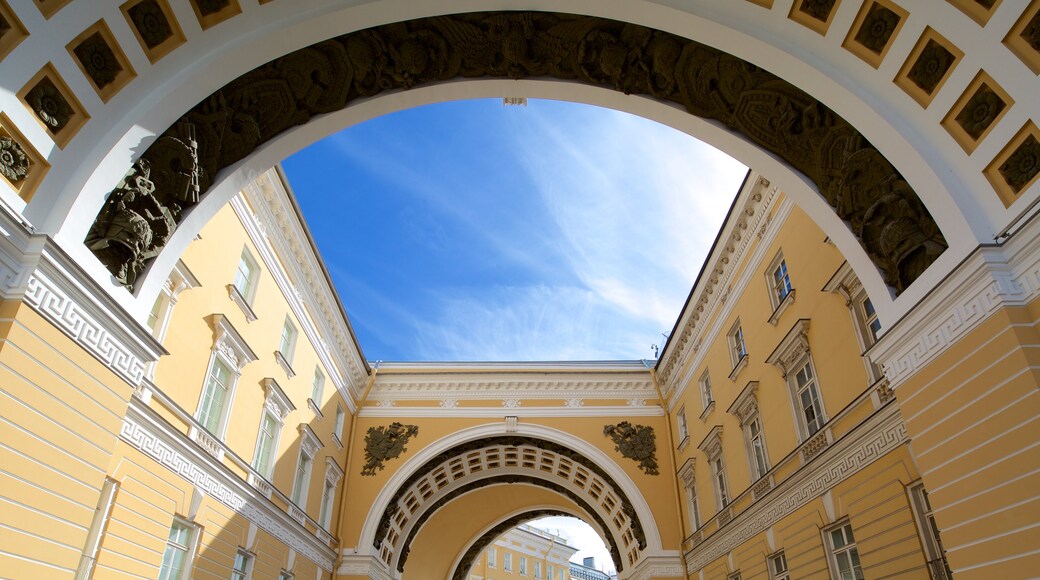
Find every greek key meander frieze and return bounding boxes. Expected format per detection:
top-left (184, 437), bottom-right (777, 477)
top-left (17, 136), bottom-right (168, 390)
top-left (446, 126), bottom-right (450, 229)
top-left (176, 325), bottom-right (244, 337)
top-left (685, 410), bottom-right (907, 572)
top-left (88, 11), bottom-right (945, 294)
top-left (119, 415), bottom-right (335, 571)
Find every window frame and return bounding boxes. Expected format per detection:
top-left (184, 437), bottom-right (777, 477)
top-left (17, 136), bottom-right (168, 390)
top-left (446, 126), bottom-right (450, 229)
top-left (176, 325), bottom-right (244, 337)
top-left (792, 356), bottom-right (826, 439)
top-left (195, 315), bottom-right (257, 441)
top-left (290, 425), bottom-right (322, 509)
top-left (678, 458), bottom-right (701, 531)
top-left (520, 555), bottom-right (528, 575)
top-left (676, 406), bottom-right (689, 445)
top-left (231, 548), bottom-right (254, 580)
top-left (766, 251), bottom-right (795, 326)
top-left (157, 517), bottom-right (199, 580)
top-left (334, 405), bottom-right (346, 446)
top-left (768, 551), bottom-right (790, 580)
top-left (698, 371), bottom-right (715, 420)
top-left (233, 246), bottom-right (261, 304)
top-left (728, 321), bottom-right (749, 379)
top-left (908, 481), bottom-right (952, 579)
top-left (318, 457), bottom-right (344, 531)
top-left (311, 367), bottom-right (325, 404)
top-left (698, 426), bottom-right (729, 510)
top-left (196, 354), bottom-right (237, 438)
top-left (504, 552), bottom-right (512, 571)
top-left (487, 547), bottom-right (496, 568)
top-left (252, 378), bottom-right (293, 479)
top-left (824, 520), bottom-right (865, 580)
top-left (278, 316), bottom-right (299, 366)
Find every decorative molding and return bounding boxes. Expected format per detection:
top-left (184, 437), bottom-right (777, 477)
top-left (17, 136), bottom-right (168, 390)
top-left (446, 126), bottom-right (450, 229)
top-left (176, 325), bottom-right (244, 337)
top-left (298, 423), bottom-right (323, 457)
top-left (260, 377), bottom-right (295, 420)
top-left (727, 382), bottom-right (759, 425)
top-left (338, 554), bottom-right (394, 580)
top-left (604, 422), bottom-right (659, 476)
top-left (325, 457), bottom-right (344, 485)
top-left (227, 283), bottom-right (257, 322)
top-left (370, 369), bottom-right (655, 402)
top-left (362, 422), bottom-right (418, 476)
top-left (677, 458), bottom-right (696, 487)
top-left (727, 354), bottom-right (749, 382)
top-left (684, 403), bottom-right (907, 572)
top-left (207, 313), bottom-right (257, 370)
top-left (359, 405), bottom-right (664, 418)
top-left (697, 425), bottom-right (724, 460)
top-left (503, 398), bottom-right (522, 408)
top-left (274, 349), bottom-right (296, 378)
top-left (871, 221), bottom-right (1040, 388)
top-left (119, 402), bottom-right (336, 571)
top-left (765, 319), bottom-right (811, 378)
top-left (626, 552), bottom-right (686, 579)
top-left (564, 398), bottom-right (584, 408)
top-left (439, 398), bottom-right (459, 408)
top-left (767, 289), bottom-right (796, 326)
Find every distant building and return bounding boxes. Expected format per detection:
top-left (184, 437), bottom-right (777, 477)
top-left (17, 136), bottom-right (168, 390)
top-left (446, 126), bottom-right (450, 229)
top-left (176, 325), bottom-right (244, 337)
top-left (468, 523), bottom-right (576, 580)
top-left (569, 557), bottom-right (616, 580)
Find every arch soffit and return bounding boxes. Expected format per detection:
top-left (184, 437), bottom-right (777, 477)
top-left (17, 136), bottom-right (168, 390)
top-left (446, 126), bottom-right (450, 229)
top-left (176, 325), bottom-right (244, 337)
top-left (75, 10), bottom-right (951, 301)
top-left (357, 422), bottom-right (664, 554)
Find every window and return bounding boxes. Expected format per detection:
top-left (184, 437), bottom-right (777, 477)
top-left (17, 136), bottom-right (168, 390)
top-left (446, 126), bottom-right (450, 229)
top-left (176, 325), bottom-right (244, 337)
top-left (520, 556), bottom-right (528, 575)
top-left (794, 360), bottom-right (825, 436)
top-left (698, 426), bottom-right (728, 510)
top-left (291, 449), bottom-right (313, 507)
top-left (826, 521), bottom-right (864, 580)
top-left (197, 357), bottom-right (234, 435)
top-left (232, 549), bottom-right (253, 580)
top-left (678, 459), bottom-right (701, 531)
top-left (908, 482), bottom-right (952, 579)
top-left (746, 414), bottom-right (769, 480)
top-left (677, 407), bottom-right (689, 443)
top-left (252, 410), bottom-right (280, 478)
top-left (769, 552), bottom-right (789, 580)
top-left (334, 405), bottom-right (346, 444)
top-left (713, 456), bottom-right (730, 508)
top-left (311, 367), bottom-right (325, 403)
top-left (278, 572), bottom-right (293, 580)
top-left (823, 265), bottom-right (883, 383)
top-left (318, 478), bottom-right (336, 530)
top-left (487, 547), bottom-right (496, 568)
top-left (157, 518), bottom-right (197, 580)
top-left (728, 573), bottom-right (742, 580)
top-left (504, 553), bottom-right (512, 571)
top-left (233, 247), bottom-right (260, 303)
top-left (860, 296), bottom-right (881, 344)
top-left (547, 565), bottom-right (554, 580)
top-left (535, 561), bottom-right (542, 578)
top-left (730, 322), bottom-right (747, 364)
top-left (771, 256), bottom-right (793, 303)
top-left (699, 371), bottom-right (714, 418)
top-left (278, 317), bottom-right (298, 365)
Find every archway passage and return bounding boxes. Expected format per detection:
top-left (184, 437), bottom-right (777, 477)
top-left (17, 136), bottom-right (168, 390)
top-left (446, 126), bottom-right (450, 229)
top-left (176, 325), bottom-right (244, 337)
top-left (450, 510), bottom-right (571, 580)
top-left (85, 11), bottom-right (946, 294)
top-left (371, 435), bottom-right (650, 574)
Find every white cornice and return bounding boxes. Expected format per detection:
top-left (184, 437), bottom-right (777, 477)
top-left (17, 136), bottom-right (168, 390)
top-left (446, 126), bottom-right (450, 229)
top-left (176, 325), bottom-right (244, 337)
top-left (358, 405), bottom-right (664, 418)
top-left (370, 369), bottom-right (654, 401)
top-left (870, 215), bottom-right (1040, 388)
top-left (231, 172), bottom-right (367, 411)
top-left (624, 552), bottom-right (685, 580)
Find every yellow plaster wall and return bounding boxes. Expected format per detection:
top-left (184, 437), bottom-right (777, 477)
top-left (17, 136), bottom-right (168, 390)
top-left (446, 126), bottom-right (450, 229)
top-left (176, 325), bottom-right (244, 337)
top-left (0, 300), bottom-right (133, 578)
top-left (893, 299), bottom-right (1040, 578)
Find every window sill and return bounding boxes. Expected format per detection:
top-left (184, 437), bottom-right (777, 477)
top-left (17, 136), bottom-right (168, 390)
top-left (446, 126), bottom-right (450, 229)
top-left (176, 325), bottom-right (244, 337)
top-left (307, 397), bottom-right (323, 418)
top-left (275, 350), bottom-right (296, 379)
top-left (768, 289), bottom-right (796, 326)
top-left (699, 401), bottom-right (715, 422)
top-left (728, 354), bottom-right (748, 381)
top-left (227, 284), bottom-right (257, 322)
top-left (677, 434), bottom-right (690, 451)
top-left (332, 433), bottom-right (343, 450)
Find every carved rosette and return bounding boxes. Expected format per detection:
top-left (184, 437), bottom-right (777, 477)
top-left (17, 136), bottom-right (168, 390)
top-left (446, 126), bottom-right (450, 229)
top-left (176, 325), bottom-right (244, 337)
top-left (73, 31), bottom-right (122, 89)
top-left (88, 11), bottom-right (946, 293)
top-left (0, 136), bottom-right (29, 183)
top-left (604, 421), bottom-right (659, 475)
top-left (128, 0), bottom-right (174, 49)
top-left (362, 422), bottom-right (419, 476)
top-left (26, 77), bottom-right (72, 131)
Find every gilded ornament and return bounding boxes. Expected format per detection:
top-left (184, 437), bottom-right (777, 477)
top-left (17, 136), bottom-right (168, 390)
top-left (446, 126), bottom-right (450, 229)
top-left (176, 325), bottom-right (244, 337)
top-left (604, 421), bottom-right (659, 476)
top-left (362, 422), bottom-right (419, 476)
top-left (0, 136), bottom-right (30, 183)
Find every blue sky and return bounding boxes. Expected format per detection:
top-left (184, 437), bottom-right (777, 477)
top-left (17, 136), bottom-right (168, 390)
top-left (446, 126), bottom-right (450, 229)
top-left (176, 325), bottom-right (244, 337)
top-left (283, 99), bottom-right (747, 362)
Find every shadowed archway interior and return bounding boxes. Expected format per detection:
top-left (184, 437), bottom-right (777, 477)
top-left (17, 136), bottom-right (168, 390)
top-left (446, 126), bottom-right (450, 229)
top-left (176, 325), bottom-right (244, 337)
top-left (84, 11), bottom-right (947, 294)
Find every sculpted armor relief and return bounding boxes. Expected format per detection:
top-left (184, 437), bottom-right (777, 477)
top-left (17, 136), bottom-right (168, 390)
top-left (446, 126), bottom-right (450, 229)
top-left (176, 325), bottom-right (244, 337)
top-left (88, 11), bottom-right (946, 292)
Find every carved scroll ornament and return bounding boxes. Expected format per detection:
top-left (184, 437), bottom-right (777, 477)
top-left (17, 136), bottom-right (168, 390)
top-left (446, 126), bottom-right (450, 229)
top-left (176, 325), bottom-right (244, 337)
top-left (88, 11), bottom-right (946, 292)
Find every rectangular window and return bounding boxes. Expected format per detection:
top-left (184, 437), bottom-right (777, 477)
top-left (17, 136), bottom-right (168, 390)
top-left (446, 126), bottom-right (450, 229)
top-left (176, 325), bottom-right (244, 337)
top-left (318, 478), bottom-right (336, 530)
top-left (504, 553), bottom-right (512, 571)
top-left (535, 561), bottom-right (542, 578)
top-left (713, 456), bottom-right (730, 508)
top-left (233, 248), bottom-right (260, 303)
top-left (311, 367), bottom-right (325, 403)
top-left (487, 547), bottom-right (496, 568)
top-left (547, 566), bottom-right (554, 580)
top-left (684, 478), bottom-right (701, 530)
top-left (908, 482), bottom-right (952, 579)
top-left (794, 360), bottom-right (825, 436)
top-left (520, 556), bottom-right (527, 575)
top-left (772, 258), bottom-right (792, 303)
top-left (827, 522), bottom-right (865, 580)
top-left (157, 519), bottom-right (197, 580)
top-left (278, 573), bottom-right (293, 580)
top-left (279, 317), bottom-right (298, 365)
top-left (252, 410), bottom-right (281, 478)
top-left (700, 372), bottom-right (714, 412)
top-left (677, 407), bottom-right (689, 442)
top-left (291, 447), bottom-right (314, 507)
top-left (730, 323), bottom-right (747, 364)
top-left (769, 551), bottom-right (789, 580)
top-left (334, 405), bottom-right (346, 442)
top-left (747, 414), bottom-right (769, 480)
top-left (197, 357), bottom-right (233, 435)
top-left (232, 549), bottom-right (253, 580)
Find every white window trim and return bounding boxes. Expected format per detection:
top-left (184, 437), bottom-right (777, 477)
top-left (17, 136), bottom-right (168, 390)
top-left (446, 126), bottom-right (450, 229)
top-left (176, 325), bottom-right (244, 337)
top-left (823, 262), bottom-right (885, 384)
top-left (251, 378), bottom-right (294, 479)
top-left (698, 371), bottom-right (715, 421)
top-left (768, 550), bottom-right (790, 580)
top-left (727, 321), bottom-right (749, 380)
top-left (159, 517), bottom-right (200, 580)
top-left (766, 251), bottom-right (795, 326)
top-left (676, 406), bottom-right (689, 448)
top-left (766, 319), bottom-right (829, 442)
top-left (907, 481), bottom-right (952, 579)
top-left (291, 424), bottom-right (323, 509)
top-left (824, 520), bottom-right (864, 580)
top-left (728, 381), bottom-right (770, 481)
top-left (194, 315), bottom-right (257, 440)
top-left (333, 405), bottom-right (346, 448)
top-left (487, 547), bottom-right (496, 568)
top-left (230, 247), bottom-right (261, 322)
top-left (678, 458), bottom-right (701, 531)
top-left (697, 425), bottom-right (729, 510)
top-left (504, 552), bottom-right (512, 571)
top-left (146, 259), bottom-right (199, 379)
top-left (310, 367), bottom-right (325, 408)
top-left (232, 548), bottom-right (255, 580)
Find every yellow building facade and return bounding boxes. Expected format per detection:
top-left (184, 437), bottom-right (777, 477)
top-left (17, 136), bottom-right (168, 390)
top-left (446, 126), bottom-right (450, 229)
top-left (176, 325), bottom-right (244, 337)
top-left (0, 1), bottom-right (1038, 579)
top-left (468, 524), bottom-right (575, 580)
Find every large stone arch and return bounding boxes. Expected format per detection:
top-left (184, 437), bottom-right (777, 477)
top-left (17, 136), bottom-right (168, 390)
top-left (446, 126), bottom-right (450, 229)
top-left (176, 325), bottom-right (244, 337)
top-left (354, 422), bottom-right (665, 575)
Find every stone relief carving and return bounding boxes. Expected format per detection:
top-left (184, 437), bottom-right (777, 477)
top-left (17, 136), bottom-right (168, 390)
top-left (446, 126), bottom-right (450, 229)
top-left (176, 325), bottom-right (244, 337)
top-left (1000, 135), bottom-right (1040, 193)
top-left (128, 0), bottom-right (174, 49)
top-left (854, 4), bottom-right (900, 54)
top-left (0, 137), bottom-right (29, 183)
top-left (25, 77), bottom-right (72, 132)
top-left (361, 422), bottom-right (419, 476)
top-left (955, 83), bottom-right (1006, 141)
top-left (799, 0), bottom-right (838, 21)
top-left (73, 31), bottom-right (122, 89)
top-left (604, 421), bottom-right (659, 476)
top-left (89, 11), bottom-right (946, 293)
top-left (907, 39), bottom-right (956, 95)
